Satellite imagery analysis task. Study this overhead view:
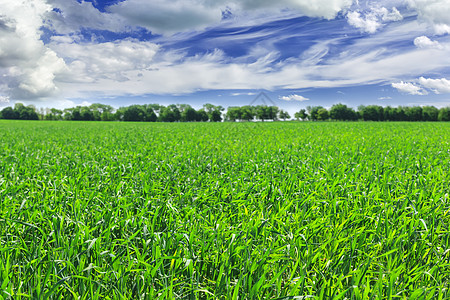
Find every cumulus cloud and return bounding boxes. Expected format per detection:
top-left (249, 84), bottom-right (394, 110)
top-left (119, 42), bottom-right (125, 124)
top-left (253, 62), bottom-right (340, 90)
top-left (347, 11), bottom-right (381, 33)
top-left (279, 94), bottom-right (310, 101)
top-left (392, 77), bottom-right (450, 96)
top-left (46, 0), bottom-right (125, 34)
top-left (392, 81), bottom-right (428, 95)
top-left (50, 38), bottom-right (159, 83)
top-left (414, 36), bottom-right (443, 49)
top-left (418, 77), bottom-right (450, 94)
top-left (347, 7), bottom-right (403, 34)
top-left (0, 0), bottom-right (66, 99)
top-left (407, 0), bottom-right (450, 34)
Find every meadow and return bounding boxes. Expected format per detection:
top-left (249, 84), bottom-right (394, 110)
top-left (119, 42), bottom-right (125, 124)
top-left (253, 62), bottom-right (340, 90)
top-left (0, 120), bottom-right (449, 299)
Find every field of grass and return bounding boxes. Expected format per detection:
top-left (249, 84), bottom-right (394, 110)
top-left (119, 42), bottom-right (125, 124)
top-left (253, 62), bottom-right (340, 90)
top-left (0, 120), bottom-right (449, 299)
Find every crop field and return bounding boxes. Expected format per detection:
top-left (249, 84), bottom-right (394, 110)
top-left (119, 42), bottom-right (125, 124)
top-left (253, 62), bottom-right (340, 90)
top-left (0, 120), bottom-right (450, 299)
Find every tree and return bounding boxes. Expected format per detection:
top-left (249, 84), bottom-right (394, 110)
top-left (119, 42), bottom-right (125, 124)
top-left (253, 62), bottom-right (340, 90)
top-left (123, 105), bottom-right (145, 121)
top-left (226, 107), bottom-right (242, 122)
top-left (359, 105), bottom-right (384, 121)
top-left (329, 103), bottom-right (357, 121)
top-left (294, 109), bottom-right (307, 121)
top-left (307, 106), bottom-right (323, 121)
top-left (317, 108), bottom-right (329, 121)
top-left (240, 106), bottom-right (255, 121)
top-left (203, 104), bottom-right (224, 122)
top-left (180, 105), bottom-right (198, 122)
top-left (404, 106), bottom-right (422, 121)
top-left (159, 105), bottom-right (181, 122)
top-left (278, 110), bottom-right (290, 121)
top-left (1, 107), bottom-right (17, 119)
top-left (422, 106), bottom-right (439, 121)
top-left (196, 109), bottom-right (209, 122)
top-left (438, 107), bottom-right (450, 121)
top-left (255, 105), bottom-right (270, 121)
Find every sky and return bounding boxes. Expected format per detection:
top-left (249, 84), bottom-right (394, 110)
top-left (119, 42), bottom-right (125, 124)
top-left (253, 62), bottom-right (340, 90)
top-left (1, 0), bottom-right (450, 114)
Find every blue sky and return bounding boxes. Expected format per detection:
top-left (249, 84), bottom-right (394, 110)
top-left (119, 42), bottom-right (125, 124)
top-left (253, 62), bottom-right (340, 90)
top-left (1, 0), bottom-right (450, 114)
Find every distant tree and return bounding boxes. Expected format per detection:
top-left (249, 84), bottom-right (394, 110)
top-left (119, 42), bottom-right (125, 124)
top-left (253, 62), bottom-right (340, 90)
top-left (203, 103), bottom-right (224, 122)
top-left (226, 107), bottom-right (242, 122)
top-left (383, 106), bottom-right (394, 121)
top-left (317, 108), bottom-right (329, 121)
top-left (422, 106), bottom-right (439, 121)
top-left (329, 103), bottom-right (357, 121)
top-left (307, 106), bottom-right (323, 121)
top-left (1, 107), bottom-right (17, 119)
top-left (294, 109), bottom-right (307, 121)
top-left (240, 106), bottom-right (255, 121)
top-left (438, 107), bottom-right (450, 121)
top-left (180, 105), bottom-right (198, 122)
top-left (269, 106), bottom-right (279, 121)
top-left (80, 106), bottom-right (94, 121)
top-left (159, 105), bottom-right (181, 122)
top-left (123, 105), bottom-right (145, 121)
top-left (278, 110), bottom-right (290, 121)
top-left (404, 106), bottom-right (422, 121)
top-left (359, 105), bottom-right (384, 121)
top-left (196, 109), bottom-right (209, 122)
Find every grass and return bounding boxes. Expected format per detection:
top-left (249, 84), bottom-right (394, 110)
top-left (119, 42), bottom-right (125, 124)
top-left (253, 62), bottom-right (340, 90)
top-left (0, 120), bottom-right (449, 299)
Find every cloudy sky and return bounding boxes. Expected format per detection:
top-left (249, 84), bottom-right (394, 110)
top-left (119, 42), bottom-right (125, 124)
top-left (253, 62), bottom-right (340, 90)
top-left (1, 0), bottom-right (450, 112)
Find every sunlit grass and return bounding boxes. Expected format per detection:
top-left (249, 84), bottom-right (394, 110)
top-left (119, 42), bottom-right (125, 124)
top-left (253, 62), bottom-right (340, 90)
top-left (0, 120), bottom-right (449, 299)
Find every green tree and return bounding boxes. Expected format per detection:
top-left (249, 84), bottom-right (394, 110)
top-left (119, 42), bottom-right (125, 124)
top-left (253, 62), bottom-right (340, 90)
top-left (240, 106), bottom-right (255, 121)
top-left (159, 105), bottom-right (181, 122)
top-left (278, 110), bottom-right (290, 121)
top-left (422, 106), bottom-right (439, 121)
top-left (329, 103), bottom-right (357, 121)
top-left (203, 104), bottom-right (224, 122)
top-left (196, 109), bottom-right (209, 122)
top-left (294, 109), bottom-right (307, 121)
top-left (438, 107), bottom-right (450, 121)
top-left (226, 107), bottom-right (242, 122)
top-left (0, 107), bottom-right (17, 119)
top-left (307, 106), bottom-right (323, 121)
top-left (359, 105), bottom-right (384, 121)
top-left (317, 108), bottom-right (329, 121)
top-left (404, 106), bottom-right (422, 121)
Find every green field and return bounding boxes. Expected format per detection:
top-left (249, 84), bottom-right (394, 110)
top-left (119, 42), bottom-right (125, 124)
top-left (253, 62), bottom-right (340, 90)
top-left (1, 120), bottom-right (449, 299)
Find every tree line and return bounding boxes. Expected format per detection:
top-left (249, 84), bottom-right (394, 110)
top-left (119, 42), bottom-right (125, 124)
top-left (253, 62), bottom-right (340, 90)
top-left (1, 102), bottom-right (450, 122)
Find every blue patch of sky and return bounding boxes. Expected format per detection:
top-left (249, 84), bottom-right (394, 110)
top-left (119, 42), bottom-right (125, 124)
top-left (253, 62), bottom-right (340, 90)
top-left (76, 27), bottom-right (157, 43)
top-left (77, 0), bottom-right (126, 13)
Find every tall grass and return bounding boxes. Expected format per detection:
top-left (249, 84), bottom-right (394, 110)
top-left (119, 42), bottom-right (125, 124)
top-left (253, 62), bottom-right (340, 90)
top-left (0, 120), bottom-right (449, 299)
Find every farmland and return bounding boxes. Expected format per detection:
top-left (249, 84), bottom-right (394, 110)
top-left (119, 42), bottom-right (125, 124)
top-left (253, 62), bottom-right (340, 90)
top-left (0, 120), bottom-right (449, 299)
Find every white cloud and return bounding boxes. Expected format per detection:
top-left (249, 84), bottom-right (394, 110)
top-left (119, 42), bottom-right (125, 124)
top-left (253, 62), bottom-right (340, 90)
top-left (231, 92), bottom-right (257, 96)
top-left (46, 0), bottom-right (125, 34)
top-left (347, 11), bottom-right (382, 34)
top-left (392, 81), bottom-right (428, 95)
top-left (0, 95), bottom-right (10, 104)
top-left (433, 24), bottom-right (450, 35)
top-left (378, 7), bottom-right (403, 22)
top-left (50, 38), bottom-right (159, 84)
top-left (0, 0), bottom-right (66, 99)
top-left (347, 7), bottom-right (403, 34)
top-left (414, 36), bottom-right (443, 49)
top-left (279, 94), bottom-right (310, 101)
top-left (379, 96), bottom-right (392, 100)
top-left (407, 0), bottom-right (450, 34)
top-left (418, 77), bottom-right (450, 93)
top-left (107, 0), bottom-right (354, 35)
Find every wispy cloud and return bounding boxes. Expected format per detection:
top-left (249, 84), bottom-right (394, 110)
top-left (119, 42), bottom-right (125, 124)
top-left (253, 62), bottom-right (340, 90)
top-left (231, 92), bottom-right (257, 96)
top-left (279, 94), bottom-right (310, 102)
